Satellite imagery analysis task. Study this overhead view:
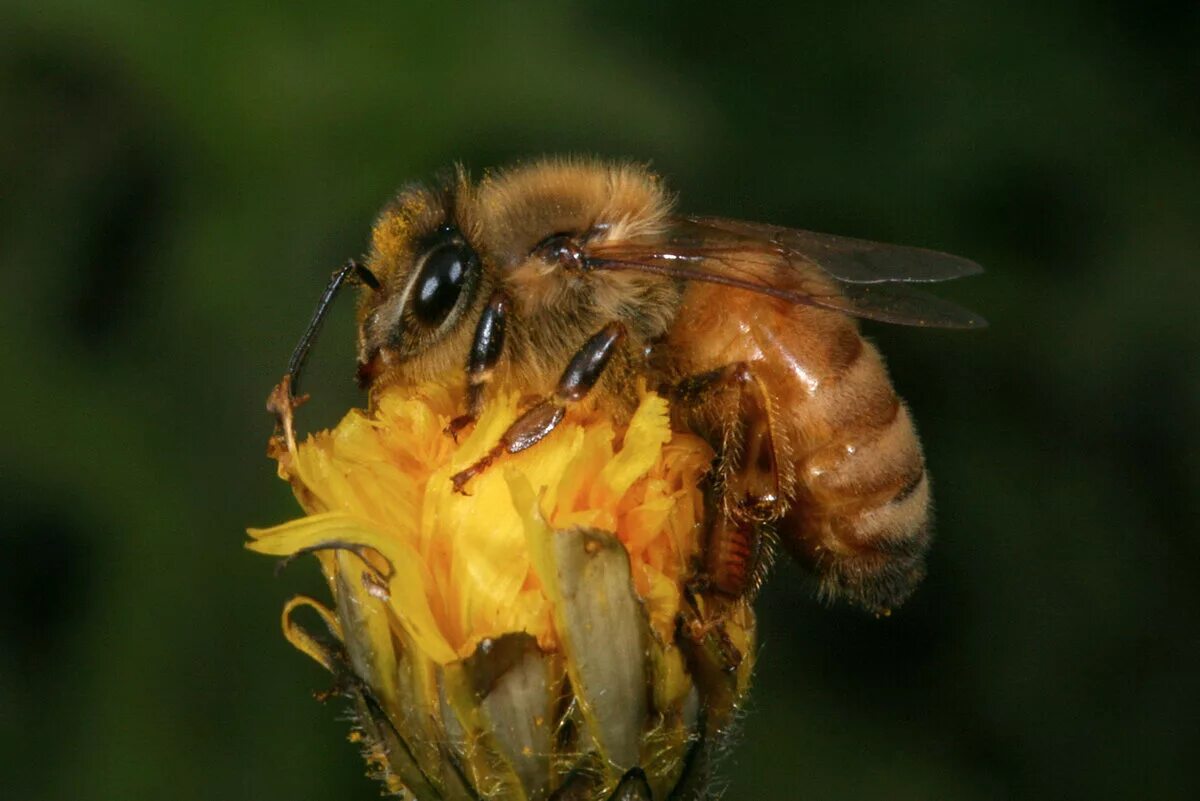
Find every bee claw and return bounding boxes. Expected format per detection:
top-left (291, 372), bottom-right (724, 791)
top-left (445, 414), bottom-right (475, 442)
top-left (266, 375), bottom-right (309, 458)
top-left (450, 469), bottom-right (474, 495)
top-left (450, 446), bottom-right (502, 494)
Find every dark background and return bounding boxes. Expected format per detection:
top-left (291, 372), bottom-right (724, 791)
top-left (3, 2), bottom-right (1197, 800)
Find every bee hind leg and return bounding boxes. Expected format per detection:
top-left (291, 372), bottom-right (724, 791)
top-left (450, 321), bottom-right (626, 493)
top-left (662, 362), bottom-right (787, 599)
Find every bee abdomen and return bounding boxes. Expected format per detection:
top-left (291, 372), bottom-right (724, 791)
top-left (781, 355), bottom-right (933, 613)
top-left (789, 467), bottom-right (931, 614)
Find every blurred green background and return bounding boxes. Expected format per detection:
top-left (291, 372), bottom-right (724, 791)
top-left (3, 1), bottom-right (1198, 799)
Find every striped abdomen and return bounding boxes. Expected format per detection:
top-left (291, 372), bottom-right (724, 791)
top-left (666, 286), bottom-right (932, 612)
top-left (765, 305), bottom-right (930, 613)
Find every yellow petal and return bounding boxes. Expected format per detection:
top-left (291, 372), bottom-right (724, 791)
top-left (248, 512), bottom-right (457, 664)
top-left (594, 391), bottom-right (672, 503)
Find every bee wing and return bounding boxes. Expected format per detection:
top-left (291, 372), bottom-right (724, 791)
top-left (678, 216), bottom-right (984, 284)
top-left (585, 216), bottom-right (987, 329)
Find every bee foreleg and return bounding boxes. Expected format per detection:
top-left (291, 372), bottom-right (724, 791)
top-left (450, 321), bottom-right (626, 493)
top-left (446, 291), bottom-right (509, 440)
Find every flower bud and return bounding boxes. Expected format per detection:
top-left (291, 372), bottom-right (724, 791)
top-left (250, 383), bottom-right (754, 799)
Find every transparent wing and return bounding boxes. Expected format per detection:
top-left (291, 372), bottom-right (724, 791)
top-left (678, 216), bottom-right (984, 284)
top-left (584, 216), bottom-right (987, 329)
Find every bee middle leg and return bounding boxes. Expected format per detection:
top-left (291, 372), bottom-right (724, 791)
top-left (450, 321), bottom-right (626, 493)
top-left (662, 362), bottom-right (785, 598)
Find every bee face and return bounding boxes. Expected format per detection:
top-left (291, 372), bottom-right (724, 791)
top-left (355, 176), bottom-right (486, 384)
top-left (355, 160), bottom-right (681, 391)
top-left (358, 223), bottom-right (483, 358)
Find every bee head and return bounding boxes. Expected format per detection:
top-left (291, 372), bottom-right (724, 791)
top-left (355, 170), bottom-right (489, 388)
top-left (354, 158), bottom-right (680, 393)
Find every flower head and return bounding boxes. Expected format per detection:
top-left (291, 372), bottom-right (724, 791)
top-left (250, 382), bottom-right (754, 800)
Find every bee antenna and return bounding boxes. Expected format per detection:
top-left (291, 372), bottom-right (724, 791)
top-left (286, 258), bottom-right (377, 397)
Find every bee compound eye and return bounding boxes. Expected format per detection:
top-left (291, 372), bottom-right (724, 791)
top-left (412, 240), bottom-right (475, 327)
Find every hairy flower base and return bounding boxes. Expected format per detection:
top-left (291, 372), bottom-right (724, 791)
top-left (249, 383), bottom-right (755, 800)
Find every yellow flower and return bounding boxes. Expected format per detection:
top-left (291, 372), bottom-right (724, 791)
top-left (249, 382), bottom-right (755, 800)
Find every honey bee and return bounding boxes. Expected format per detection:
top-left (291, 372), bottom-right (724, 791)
top-left (280, 157), bottom-right (983, 615)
